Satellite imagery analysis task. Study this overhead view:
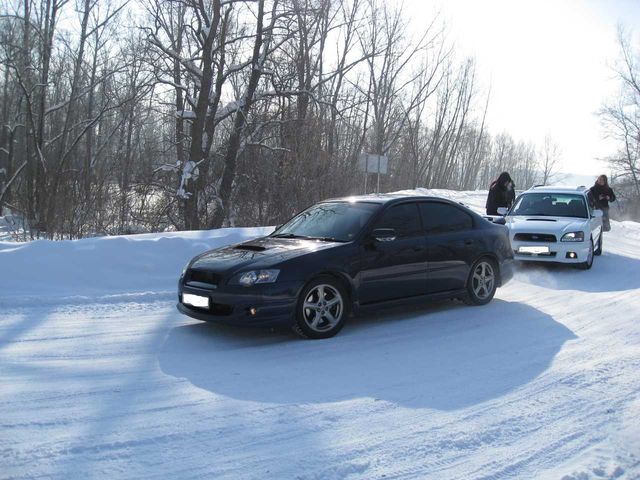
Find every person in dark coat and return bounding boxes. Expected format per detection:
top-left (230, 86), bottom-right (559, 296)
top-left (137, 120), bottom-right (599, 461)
top-left (589, 174), bottom-right (616, 232)
top-left (486, 172), bottom-right (515, 215)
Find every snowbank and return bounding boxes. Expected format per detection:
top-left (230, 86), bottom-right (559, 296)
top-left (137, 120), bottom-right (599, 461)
top-left (0, 227), bottom-right (273, 305)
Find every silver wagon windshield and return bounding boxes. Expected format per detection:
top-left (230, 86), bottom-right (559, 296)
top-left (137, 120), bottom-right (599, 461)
top-left (510, 193), bottom-right (588, 219)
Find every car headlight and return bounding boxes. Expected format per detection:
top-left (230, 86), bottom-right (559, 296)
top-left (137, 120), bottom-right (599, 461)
top-left (561, 231), bottom-right (584, 242)
top-left (238, 269), bottom-right (280, 286)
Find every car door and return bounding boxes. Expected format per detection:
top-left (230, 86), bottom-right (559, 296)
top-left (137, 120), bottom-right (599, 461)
top-left (357, 202), bottom-right (428, 304)
top-left (419, 201), bottom-right (479, 293)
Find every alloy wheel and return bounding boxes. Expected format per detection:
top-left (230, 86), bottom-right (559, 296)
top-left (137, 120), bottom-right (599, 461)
top-left (302, 284), bottom-right (344, 333)
top-left (472, 261), bottom-right (495, 300)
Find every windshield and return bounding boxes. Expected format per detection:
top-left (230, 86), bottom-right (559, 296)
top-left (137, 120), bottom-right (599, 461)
top-left (272, 201), bottom-right (379, 242)
top-left (510, 193), bottom-right (588, 219)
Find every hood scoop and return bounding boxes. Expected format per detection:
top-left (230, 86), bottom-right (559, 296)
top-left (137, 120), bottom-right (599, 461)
top-left (234, 244), bottom-right (267, 251)
top-left (526, 218), bottom-right (557, 222)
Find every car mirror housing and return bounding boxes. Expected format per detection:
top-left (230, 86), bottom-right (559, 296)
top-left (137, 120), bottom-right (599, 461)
top-left (496, 207), bottom-right (509, 216)
top-left (592, 210), bottom-right (603, 218)
top-left (482, 215), bottom-right (506, 225)
top-left (372, 228), bottom-right (397, 242)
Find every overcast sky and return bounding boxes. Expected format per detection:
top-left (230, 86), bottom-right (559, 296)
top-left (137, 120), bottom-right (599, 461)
top-left (404, 0), bottom-right (640, 176)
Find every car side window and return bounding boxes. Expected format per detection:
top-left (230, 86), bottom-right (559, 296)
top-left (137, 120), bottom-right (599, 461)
top-left (373, 203), bottom-right (422, 238)
top-left (419, 202), bottom-right (473, 234)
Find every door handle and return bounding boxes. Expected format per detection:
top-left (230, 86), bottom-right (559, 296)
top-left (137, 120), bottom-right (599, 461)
top-left (464, 239), bottom-right (475, 246)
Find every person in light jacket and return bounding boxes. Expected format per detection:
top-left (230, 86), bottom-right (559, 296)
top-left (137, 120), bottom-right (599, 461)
top-left (589, 175), bottom-right (616, 232)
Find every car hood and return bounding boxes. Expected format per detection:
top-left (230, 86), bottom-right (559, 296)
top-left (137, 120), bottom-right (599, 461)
top-left (506, 215), bottom-right (588, 235)
top-left (189, 236), bottom-right (342, 275)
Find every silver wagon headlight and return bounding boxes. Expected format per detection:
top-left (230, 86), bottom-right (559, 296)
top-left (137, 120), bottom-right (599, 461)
top-left (561, 231), bottom-right (584, 242)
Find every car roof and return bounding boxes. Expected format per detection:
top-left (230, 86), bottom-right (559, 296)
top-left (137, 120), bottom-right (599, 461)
top-left (320, 193), bottom-right (462, 205)
top-left (524, 185), bottom-right (589, 195)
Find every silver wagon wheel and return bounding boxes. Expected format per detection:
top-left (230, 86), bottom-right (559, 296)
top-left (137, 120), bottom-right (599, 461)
top-left (302, 284), bottom-right (344, 333)
top-left (472, 261), bottom-right (495, 300)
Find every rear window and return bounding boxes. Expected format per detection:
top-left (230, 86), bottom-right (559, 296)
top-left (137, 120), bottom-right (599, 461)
top-left (419, 202), bottom-right (473, 234)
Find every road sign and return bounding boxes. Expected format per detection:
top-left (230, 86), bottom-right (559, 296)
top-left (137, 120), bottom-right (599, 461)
top-left (358, 153), bottom-right (388, 174)
top-left (358, 153), bottom-right (389, 193)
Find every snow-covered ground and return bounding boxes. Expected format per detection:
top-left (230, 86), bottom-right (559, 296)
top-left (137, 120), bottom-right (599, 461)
top-left (1, 190), bottom-right (639, 480)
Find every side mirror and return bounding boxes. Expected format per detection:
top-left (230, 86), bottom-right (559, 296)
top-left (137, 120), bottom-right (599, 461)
top-left (371, 228), bottom-right (397, 242)
top-left (483, 215), bottom-right (506, 225)
top-left (592, 210), bottom-right (603, 218)
top-left (496, 207), bottom-right (509, 216)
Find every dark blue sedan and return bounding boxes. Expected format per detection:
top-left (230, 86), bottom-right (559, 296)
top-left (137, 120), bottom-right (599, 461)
top-left (178, 194), bottom-right (514, 338)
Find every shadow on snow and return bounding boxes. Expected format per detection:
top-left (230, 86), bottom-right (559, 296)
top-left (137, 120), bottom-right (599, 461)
top-left (158, 299), bottom-right (576, 410)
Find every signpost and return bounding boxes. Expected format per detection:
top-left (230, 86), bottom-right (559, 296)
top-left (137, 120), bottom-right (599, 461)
top-left (358, 153), bottom-right (389, 194)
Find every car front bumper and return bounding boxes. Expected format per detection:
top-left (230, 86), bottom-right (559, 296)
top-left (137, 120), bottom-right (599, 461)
top-left (511, 239), bottom-right (591, 264)
top-left (177, 280), bottom-right (301, 328)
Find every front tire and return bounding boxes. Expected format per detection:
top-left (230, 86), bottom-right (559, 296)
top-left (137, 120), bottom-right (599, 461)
top-left (594, 233), bottom-right (603, 256)
top-left (292, 276), bottom-right (350, 339)
top-left (577, 239), bottom-right (594, 270)
top-left (464, 258), bottom-right (498, 306)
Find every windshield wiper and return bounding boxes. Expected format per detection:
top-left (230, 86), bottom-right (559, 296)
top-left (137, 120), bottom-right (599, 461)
top-left (306, 236), bottom-right (345, 242)
top-left (272, 233), bottom-right (344, 242)
top-left (271, 233), bottom-right (310, 239)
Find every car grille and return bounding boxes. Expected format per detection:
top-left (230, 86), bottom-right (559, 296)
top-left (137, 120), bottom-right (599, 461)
top-left (513, 233), bottom-right (557, 243)
top-left (185, 269), bottom-right (220, 288)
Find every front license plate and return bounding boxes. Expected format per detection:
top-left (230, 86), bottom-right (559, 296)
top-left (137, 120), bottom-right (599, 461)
top-left (519, 245), bottom-right (550, 255)
top-left (183, 293), bottom-right (209, 309)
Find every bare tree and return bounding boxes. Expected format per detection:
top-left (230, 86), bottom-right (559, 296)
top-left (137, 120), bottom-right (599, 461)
top-left (0, 0), bottom-right (548, 237)
top-left (600, 27), bottom-right (640, 217)
top-left (540, 134), bottom-right (562, 185)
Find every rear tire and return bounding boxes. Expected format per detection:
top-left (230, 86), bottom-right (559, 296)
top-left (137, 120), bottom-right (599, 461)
top-left (594, 233), bottom-right (603, 256)
top-left (292, 275), bottom-right (350, 339)
top-left (577, 239), bottom-right (594, 270)
top-left (464, 257), bottom-right (498, 306)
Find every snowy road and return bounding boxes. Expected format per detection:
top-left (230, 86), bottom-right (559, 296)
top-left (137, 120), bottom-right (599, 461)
top-left (1, 195), bottom-right (640, 479)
